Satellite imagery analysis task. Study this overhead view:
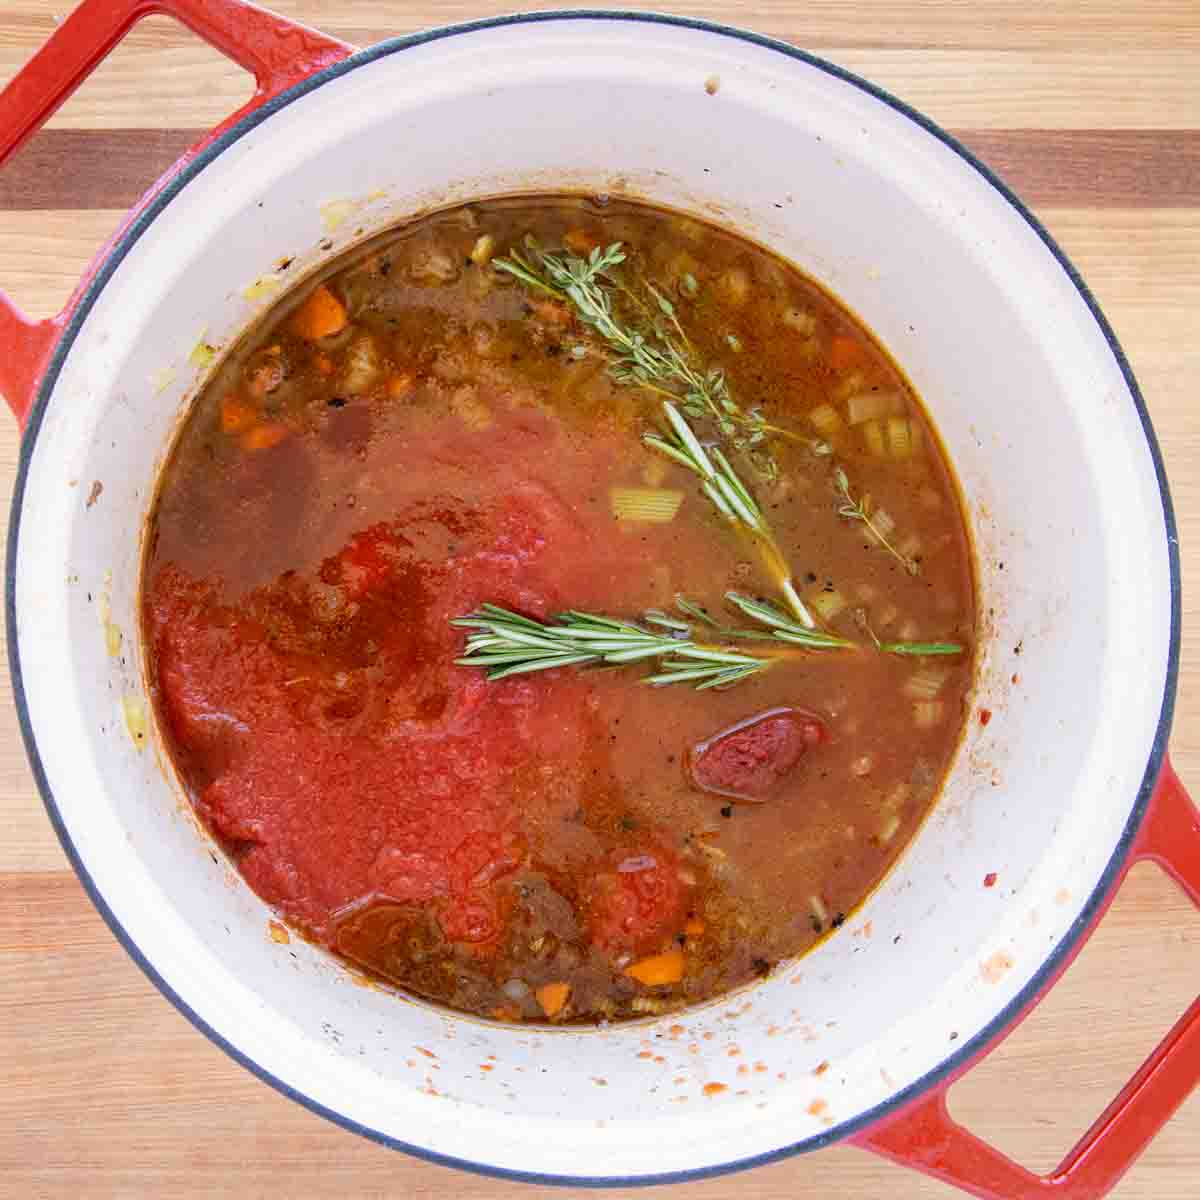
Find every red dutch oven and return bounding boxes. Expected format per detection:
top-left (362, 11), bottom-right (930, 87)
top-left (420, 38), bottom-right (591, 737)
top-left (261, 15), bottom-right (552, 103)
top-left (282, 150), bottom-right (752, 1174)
top-left (1, 2), bottom-right (1197, 1194)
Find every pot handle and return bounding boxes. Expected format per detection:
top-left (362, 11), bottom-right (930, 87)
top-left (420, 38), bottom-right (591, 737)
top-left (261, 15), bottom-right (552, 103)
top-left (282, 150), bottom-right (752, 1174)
top-left (0, 0), bottom-right (354, 428)
top-left (852, 756), bottom-right (1200, 1198)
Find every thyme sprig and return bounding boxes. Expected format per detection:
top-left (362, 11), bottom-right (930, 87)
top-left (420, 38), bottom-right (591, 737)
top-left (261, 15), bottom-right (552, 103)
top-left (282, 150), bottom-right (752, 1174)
top-left (493, 240), bottom-right (798, 476)
top-left (643, 402), bottom-right (815, 627)
top-left (834, 466), bottom-right (920, 576)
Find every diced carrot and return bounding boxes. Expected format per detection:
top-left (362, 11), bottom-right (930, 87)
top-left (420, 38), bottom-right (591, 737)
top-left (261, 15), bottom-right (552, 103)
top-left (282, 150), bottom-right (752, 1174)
top-left (290, 284), bottom-right (348, 340)
top-left (239, 423), bottom-right (290, 452)
top-left (625, 949), bottom-right (685, 986)
top-left (535, 981), bottom-right (571, 1018)
top-left (531, 299), bottom-right (573, 327)
top-left (563, 228), bottom-right (599, 255)
top-left (684, 917), bottom-right (706, 937)
top-left (220, 394), bottom-right (258, 434)
top-left (490, 1004), bottom-right (522, 1022)
top-left (387, 370), bottom-right (416, 399)
top-left (314, 353), bottom-right (334, 376)
top-left (828, 335), bottom-right (863, 370)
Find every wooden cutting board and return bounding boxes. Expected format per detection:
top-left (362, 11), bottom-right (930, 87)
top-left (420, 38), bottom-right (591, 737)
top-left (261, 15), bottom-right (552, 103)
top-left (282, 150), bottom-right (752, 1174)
top-left (0, 2), bottom-right (1196, 1196)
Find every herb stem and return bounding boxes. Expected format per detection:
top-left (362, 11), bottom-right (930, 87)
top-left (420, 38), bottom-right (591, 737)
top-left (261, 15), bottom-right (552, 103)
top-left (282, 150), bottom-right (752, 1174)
top-left (644, 402), bottom-right (815, 627)
top-left (834, 466), bottom-right (919, 575)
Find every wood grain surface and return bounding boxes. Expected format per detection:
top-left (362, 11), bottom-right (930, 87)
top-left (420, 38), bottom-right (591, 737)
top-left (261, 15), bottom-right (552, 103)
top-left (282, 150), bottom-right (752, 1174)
top-left (1, 2), bottom-right (1197, 1196)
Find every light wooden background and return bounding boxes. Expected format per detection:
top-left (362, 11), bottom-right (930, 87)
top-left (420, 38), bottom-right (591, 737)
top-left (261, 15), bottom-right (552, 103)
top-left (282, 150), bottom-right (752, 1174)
top-left (1, 2), bottom-right (1197, 1197)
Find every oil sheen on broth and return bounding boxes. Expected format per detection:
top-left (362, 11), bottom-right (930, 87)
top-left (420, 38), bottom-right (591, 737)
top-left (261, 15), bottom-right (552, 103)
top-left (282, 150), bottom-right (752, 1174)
top-left (142, 196), bottom-right (975, 1024)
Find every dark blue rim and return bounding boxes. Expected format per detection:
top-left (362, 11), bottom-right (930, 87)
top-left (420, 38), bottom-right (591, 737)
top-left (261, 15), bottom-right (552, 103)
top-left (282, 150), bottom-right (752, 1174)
top-left (6, 10), bottom-right (1180, 1188)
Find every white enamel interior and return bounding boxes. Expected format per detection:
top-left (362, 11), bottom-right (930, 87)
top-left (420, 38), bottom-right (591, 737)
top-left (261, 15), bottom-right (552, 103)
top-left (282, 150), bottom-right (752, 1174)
top-left (11, 17), bottom-right (1172, 1180)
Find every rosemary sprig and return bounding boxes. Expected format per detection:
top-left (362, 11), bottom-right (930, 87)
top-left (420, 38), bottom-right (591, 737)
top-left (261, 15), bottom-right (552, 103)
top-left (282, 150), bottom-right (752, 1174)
top-left (878, 640), bottom-right (964, 656)
top-left (723, 591), bottom-right (855, 651)
top-left (493, 241), bottom-right (799, 476)
top-left (452, 604), bottom-right (773, 689)
top-left (856, 611), bottom-right (964, 657)
top-left (452, 598), bottom-right (962, 691)
top-left (672, 595), bottom-right (774, 641)
top-left (643, 402), bottom-right (815, 627)
top-left (834, 466), bottom-right (920, 576)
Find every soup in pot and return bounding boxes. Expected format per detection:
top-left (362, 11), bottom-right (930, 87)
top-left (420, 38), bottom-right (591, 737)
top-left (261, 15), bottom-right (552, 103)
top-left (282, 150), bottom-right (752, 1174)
top-left (142, 196), bottom-right (975, 1023)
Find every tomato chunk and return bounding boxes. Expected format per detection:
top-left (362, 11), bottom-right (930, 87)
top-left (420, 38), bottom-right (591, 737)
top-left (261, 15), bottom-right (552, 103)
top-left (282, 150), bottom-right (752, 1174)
top-left (587, 844), bottom-right (687, 953)
top-left (688, 707), bottom-right (826, 802)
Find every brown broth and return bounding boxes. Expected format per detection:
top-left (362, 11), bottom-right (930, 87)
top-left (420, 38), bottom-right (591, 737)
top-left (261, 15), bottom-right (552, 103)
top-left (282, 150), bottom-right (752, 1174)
top-left (142, 196), bottom-right (975, 1024)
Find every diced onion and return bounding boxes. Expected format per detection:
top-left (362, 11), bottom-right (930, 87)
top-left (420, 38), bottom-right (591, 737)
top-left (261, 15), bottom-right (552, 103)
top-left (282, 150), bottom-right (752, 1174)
top-left (897, 533), bottom-right (923, 561)
top-left (631, 995), bottom-right (669, 1014)
top-left (886, 416), bottom-right (912, 458)
top-left (876, 604), bottom-right (899, 628)
top-left (610, 487), bottom-right (684, 523)
top-left (343, 334), bottom-right (381, 395)
top-left (846, 390), bottom-right (902, 425)
top-left (913, 700), bottom-right (947, 729)
top-left (886, 416), bottom-right (923, 459)
top-left (781, 307), bottom-right (817, 335)
top-left (809, 403), bottom-right (842, 436)
top-left (502, 978), bottom-right (531, 1002)
top-left (410, 245), bottom-right (460, 284)
top-left (904, 666), bottom-right (950, 700)
top-left (861, 419), bottom-right (886, 457)
top-left (884, 782), bottom-right (911, 811)
top-left (470, 234), bottom-right (496, 266)
top-left (810, 589), bottom-right (847, 621)
top-left (809, 894), bottom-right (829, 925)
top-left (878, 814), bottom-right (902, 844)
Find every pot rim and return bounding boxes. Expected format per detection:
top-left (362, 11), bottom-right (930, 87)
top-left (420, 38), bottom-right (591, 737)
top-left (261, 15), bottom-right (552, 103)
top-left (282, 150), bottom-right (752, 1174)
top-left (5, 9), bottom-right (1181, 1186)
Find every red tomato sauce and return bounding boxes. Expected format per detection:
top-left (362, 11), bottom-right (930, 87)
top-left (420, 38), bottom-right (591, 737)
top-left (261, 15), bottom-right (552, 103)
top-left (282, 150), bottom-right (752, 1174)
top-left (145, 412), bottom-right (692, 979)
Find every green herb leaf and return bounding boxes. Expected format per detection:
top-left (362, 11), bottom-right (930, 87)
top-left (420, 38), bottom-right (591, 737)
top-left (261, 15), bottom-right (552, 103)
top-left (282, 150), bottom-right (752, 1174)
top-left (834, 466), bottom-right (920, 575)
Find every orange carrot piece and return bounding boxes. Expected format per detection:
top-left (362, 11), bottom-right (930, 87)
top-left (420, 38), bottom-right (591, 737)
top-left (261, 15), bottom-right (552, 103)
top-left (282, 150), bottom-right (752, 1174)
top-left (239, 423), bottom-right (290, 452)
top-left (828, 335), bottom-right (863, 370)
top-left (290, 284), bottom-right (348, 340)
top-left (535, 981), bottom-right (571, 1018)
top-left (314, 353), bottom-right (334, 376)
top-left (563, 228), bottom-right (599, 255)
top-left (387, 371), bottom-right (416, 399)
top-left (220, 394), bottom-right (258, 434)
top-left (684, 917), bottom-right (706, 937)
top-left (625, 949), bottom-right (685, 986)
